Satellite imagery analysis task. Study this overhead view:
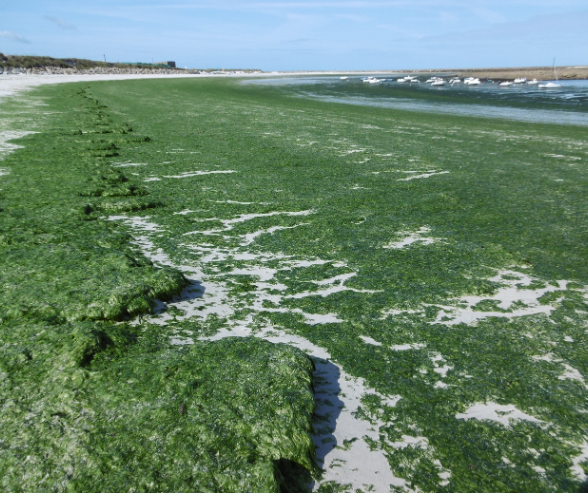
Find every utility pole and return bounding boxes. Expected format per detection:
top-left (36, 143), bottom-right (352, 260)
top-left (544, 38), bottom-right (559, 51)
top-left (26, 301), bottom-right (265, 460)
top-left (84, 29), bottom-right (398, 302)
top-left (103, 55), bottom-right (106, 63)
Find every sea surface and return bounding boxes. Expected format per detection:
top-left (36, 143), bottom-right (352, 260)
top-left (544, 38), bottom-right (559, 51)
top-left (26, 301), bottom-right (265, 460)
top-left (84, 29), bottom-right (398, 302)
top-left (244, 76), bottom-right (588, 126)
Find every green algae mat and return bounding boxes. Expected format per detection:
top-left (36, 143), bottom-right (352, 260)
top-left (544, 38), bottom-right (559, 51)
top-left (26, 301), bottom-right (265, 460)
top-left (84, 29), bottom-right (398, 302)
top-left (1, 77), bottom-right (588, 492)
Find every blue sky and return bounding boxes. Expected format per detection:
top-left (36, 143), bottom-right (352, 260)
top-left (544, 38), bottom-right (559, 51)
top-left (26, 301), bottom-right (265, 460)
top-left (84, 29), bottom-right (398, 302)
top-left (1, 1), bottom-right (587, 70)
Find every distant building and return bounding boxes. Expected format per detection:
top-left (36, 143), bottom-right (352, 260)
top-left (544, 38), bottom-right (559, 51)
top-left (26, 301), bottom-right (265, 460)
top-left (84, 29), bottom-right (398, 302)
top-left (157, 61), bottom-right (176, 68)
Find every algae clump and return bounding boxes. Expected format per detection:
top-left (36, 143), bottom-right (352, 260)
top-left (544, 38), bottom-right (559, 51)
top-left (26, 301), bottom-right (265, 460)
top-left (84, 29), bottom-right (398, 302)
top-left (0, 84), bottom-right (318, 492)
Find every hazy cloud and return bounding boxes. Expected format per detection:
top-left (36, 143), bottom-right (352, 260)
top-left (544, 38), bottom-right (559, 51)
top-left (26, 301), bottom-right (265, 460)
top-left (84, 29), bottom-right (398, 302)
top-left (0, 31), bottom-right (30, 43)
top-left (44, 15), bottom-right (77, 30)
top-left (420, 9), bottom-right (588, 44)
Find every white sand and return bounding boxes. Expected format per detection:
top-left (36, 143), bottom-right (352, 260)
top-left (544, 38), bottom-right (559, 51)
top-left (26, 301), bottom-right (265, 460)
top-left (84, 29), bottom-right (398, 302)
top-left (456, 402), bottom-right (542, 427)
top-left (571, 442), bottom-right (588, 481)
top-left (380, 308), bottom-right (422, 319)
top-left (205, 324), bottom-right (409, 492)
top-left (430, 270), bottom-right (570, 325)
top-left (559, 364), bottom-right (588, 389)
top-left (162, 170), bottom-right (237, 179)
top-left (0, 72), bottom-right (264, 102)
top-left (114, 162), bottom-right (148, 167)
top-left (241, 223), bottom-right (310, 246)
top-left (390, 343), bottom-right (426, 351)
top-left (215, 199), bottom-right (273, 205)
top-left (397, 170), bottom-right (449, 181)
top-left (184, 210), bottom-right (314, 237)
top-left (108, 211), bottom-right (422, 492)
top-left (359, 335), bottom-right (383, 346)
top-left (532, 354), bottom-right (588, 389)
top-left (0, 130), bottom-right (38, 160)
top-left (384, 226), bottom-right (438, 249)
top-left (286, 272), bottom-right (381, 299)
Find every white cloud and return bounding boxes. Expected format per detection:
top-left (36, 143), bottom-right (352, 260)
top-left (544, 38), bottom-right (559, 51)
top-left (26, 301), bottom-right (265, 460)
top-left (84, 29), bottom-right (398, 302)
top-left (44, 15), bottom-right (77, 30)
top-left (0, 31), bottom-right (30, 43)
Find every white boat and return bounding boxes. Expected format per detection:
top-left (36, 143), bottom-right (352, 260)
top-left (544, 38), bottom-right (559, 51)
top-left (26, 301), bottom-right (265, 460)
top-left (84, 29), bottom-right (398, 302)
top-left (431, 80), bottom-right (445, 86)
top-left (528, 79), bottom-right (540, 85)
top-left (464, 77), bottom-right (481, 85)
top-left (368, 78), bottom-right (381, 84)
top-left (449, 78), bottom-right (461, 84)
top-left (514, 78), bottom-right (527, 84)
top-left (362, 77), bottom-right (376, 83)
top-left (499, 81), bottom-right (513, 87)
top-left (340, 76), bottom-right (348, 80)
top-left (539, 59), bottom-right (561, 88)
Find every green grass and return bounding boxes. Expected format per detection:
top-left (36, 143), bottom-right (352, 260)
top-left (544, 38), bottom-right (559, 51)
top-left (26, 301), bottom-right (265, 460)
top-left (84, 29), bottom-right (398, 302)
top-left (2, 76), bottom-right (588, 492)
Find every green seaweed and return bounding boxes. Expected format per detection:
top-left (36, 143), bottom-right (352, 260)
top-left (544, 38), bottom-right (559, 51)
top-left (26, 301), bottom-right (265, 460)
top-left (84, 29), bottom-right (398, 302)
top-left (0, 82), bottom-right (318, 491)
top-left (2, 75), bottom-right (588, 492)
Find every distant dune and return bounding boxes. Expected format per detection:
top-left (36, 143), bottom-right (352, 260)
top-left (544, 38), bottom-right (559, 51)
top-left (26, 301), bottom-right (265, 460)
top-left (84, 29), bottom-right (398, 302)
top-left (281, 66), bottom-right (588, 81)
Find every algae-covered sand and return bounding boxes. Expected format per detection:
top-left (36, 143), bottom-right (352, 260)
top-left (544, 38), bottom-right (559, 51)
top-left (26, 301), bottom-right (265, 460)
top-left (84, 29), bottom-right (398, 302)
top-left (1, 76), bottom-right (588, 492)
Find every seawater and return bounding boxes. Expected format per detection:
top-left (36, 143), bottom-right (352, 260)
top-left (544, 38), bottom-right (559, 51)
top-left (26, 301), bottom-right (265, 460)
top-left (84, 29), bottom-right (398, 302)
top-left (244, 77), bottom-right (588, 126)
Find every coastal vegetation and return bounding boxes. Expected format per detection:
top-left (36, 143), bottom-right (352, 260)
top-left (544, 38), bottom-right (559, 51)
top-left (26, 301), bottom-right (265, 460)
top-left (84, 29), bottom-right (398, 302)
top-left (1, 75), bottom-right (587, 492)
top-left (0, 53), bottom-right (262, 73)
